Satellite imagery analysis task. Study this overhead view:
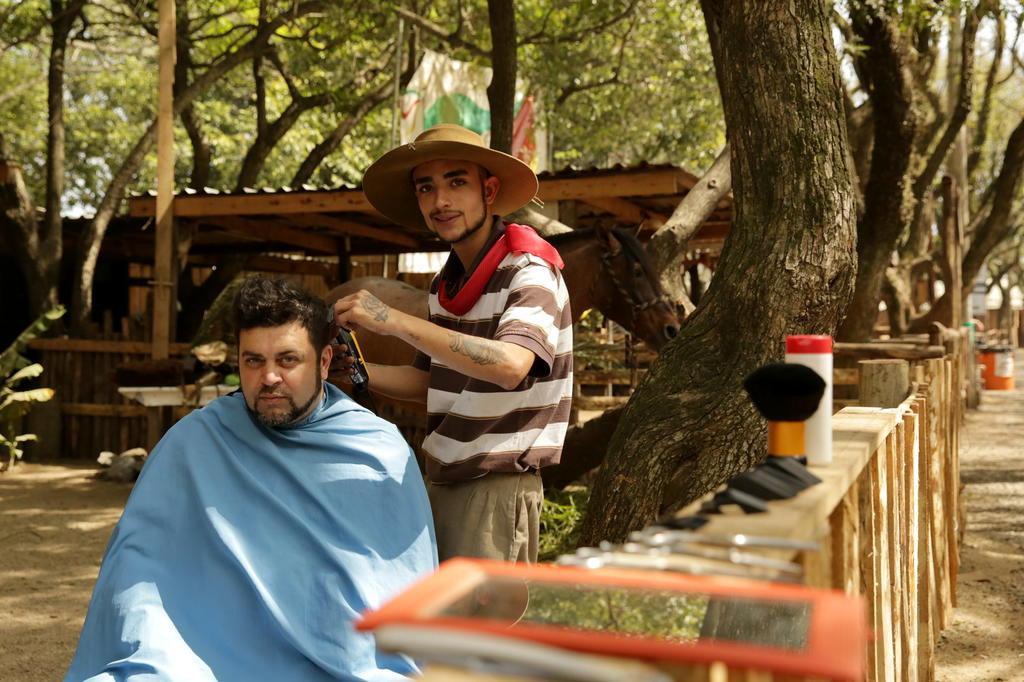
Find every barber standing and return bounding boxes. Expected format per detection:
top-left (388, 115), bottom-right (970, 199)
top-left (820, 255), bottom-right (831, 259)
top-left (334, 124), bottom-right (573, 563)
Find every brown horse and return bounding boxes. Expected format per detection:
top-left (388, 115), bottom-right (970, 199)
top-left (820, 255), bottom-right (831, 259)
top-left (325, 224), bottom-right (680, 368)
top-left (548, 225), bottom-right (681, 348)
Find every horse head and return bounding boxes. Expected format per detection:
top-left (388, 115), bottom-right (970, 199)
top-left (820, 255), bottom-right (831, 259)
top-left (554, 225), bottom-right (681, 351)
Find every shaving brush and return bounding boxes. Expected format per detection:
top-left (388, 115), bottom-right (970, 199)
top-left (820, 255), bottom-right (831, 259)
top-left (743, 363), bottom-right (826, 458)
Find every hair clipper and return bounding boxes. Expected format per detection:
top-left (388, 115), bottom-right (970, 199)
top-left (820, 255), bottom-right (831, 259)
top-left (333, 323), bottom-right (370, 395)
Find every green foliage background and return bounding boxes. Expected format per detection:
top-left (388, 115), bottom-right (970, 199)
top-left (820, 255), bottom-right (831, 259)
top-left (0, 0), bottom-right (724, 214)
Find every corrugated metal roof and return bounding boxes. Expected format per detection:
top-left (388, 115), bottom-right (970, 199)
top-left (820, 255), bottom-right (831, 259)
top-left (131, 162), bottom-right (692, 199)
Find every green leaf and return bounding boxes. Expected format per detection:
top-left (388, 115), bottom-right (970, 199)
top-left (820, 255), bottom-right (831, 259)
top-left (8, 388), bottom-right (55, 403)
top-left (0, 306), bottom-right (65, 377)
top-left (6, 363), bottom-right (43, 387)
top-left (0, 388), bottom-right (55, 415)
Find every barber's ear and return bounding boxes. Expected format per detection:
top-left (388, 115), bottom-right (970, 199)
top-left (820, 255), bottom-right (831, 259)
top-left (484, 175), bottom-right (500, 207)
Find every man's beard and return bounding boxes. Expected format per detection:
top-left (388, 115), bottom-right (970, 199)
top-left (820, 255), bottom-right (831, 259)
top-left (437, 187), bottom-right (490, 244)
top-left (248, 376), bottom-right (322, 428)
top-left (446, 209), bottom-right (489, 244)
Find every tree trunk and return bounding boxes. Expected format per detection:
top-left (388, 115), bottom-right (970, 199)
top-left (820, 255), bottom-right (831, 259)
top-left (180, 106), bottom-right (211, 189)
top-left (542, 406), bottom-right (625, 490)
top-left (0, 159), bottom-right (47, 314)
top-left (37, 0), bottom-right (82, 317)
top-left (5, 0), bottom-right (83, 320)
top-left (175, 4), bottom-right (212, 190)
top-left (486, 0), bottom-right (516, 153)
top-left (996, 281), bottom-right (1013, 335)
top-left (579, 0), bottom-right (857, 545)
top-left (838, 3), bottom-right (919, 341)
top-left (959, 117), bottom-right (1024, 288)
top-left (688, 264), bottom-right (703, 306)
top-left (648, 144), bottom-right (731, 304)
top-left (968, 6), bottom-right (1004, 180)
top-left (882, 266), bottom-right (913, 336)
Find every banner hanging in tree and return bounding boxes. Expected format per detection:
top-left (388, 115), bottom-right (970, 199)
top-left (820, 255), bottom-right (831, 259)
top-left (400, 50), bottom-right (549, 172)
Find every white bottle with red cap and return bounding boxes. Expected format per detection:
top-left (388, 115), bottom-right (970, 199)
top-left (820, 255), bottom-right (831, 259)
top-left (785, 335), bottom-right (833, 467)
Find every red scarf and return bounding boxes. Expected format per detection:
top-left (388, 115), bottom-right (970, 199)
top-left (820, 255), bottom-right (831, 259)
top-left (438, 223), bottom-right (564, 316)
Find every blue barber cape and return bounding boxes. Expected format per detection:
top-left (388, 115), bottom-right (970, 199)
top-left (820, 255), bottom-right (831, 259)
top-left (66, 384), bottom-right (437, 681)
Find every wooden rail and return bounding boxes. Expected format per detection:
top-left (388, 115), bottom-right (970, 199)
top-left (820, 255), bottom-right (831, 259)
top-left (672, 342), bottom-right (964, 681)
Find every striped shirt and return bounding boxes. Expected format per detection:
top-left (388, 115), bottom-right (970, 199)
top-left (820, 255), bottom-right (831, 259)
top-left (412, 223), bottom-right (573, 483)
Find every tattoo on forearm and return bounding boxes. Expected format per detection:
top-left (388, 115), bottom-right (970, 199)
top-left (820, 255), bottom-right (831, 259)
top-left (363, 295), bottom-right (389, 322)
top-left (448, 334), bottom-right (505, 366)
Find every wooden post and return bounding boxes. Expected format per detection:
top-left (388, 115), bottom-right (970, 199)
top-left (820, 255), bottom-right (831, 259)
top-left (911, 397), bottom-right (938, 682)
top-left (153, 0), bottom-right (176, 361)
top-left (830, 482), bottom-right (861, 596)
top-left (859, 359), bottom-right (910, 408)
top-left (149, 0), bottom-right (176, 449)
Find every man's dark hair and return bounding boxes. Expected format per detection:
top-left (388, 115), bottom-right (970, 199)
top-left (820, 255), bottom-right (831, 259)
top-left (231, 276), bottom-right (331, 350)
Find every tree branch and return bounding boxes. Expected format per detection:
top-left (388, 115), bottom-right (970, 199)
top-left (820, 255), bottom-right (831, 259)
top-left (648, 144), bottom-right (731, 304)
top-left (909, 6), bottom-right (979, 241)
top-left (519, 0), bottom-right (639, 46)
top-left (174, 1), bottom-right (211, 190)
top-left (289, 83), bottom-right (392, 187)
top-left (239, 39), bottom-right (396, 189)
top-left (969, 7), bottom-right (1005, 178)
top-left (554, 14), bottom-right (634, 107)
top-left (267, 49), bottom-right (302, 100)
top-left (393, 6), bottom-right (489, 59)
top-left (962, 117), bottom-right (1024, 292)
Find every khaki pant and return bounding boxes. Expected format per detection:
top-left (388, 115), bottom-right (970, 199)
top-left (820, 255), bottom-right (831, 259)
top-left (427, 472), bottom-right (542, 563)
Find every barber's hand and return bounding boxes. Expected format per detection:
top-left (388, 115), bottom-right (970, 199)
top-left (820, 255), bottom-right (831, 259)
top-left (333, 290), bottom-right (397, 335)
top-left (327, 342), bottom-right (358, 386)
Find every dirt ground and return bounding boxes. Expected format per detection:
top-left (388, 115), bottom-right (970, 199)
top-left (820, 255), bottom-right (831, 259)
top-left (934, 349), bottom-right (1024, 682)
top-left (0, 464), bottom-right (129, 681)
top-left (1, 353), bottom-right (1021, 681)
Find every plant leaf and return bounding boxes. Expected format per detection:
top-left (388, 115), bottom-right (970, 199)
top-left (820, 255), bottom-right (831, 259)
top-left (6, 363), bottom-right (43, 387)
top-left (0, 305), bottom-right (65, 377)
top-left (9, 385), bottom-right (54, 401)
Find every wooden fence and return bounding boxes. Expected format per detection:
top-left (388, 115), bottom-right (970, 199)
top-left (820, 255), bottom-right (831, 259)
top-left (27, 338), bottom-right (192, 458)
top-left (673, 335), bottom-right (965, 681)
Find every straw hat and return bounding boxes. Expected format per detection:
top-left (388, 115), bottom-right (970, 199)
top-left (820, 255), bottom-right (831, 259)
top-left (362, 124), bottom-right (539, 230)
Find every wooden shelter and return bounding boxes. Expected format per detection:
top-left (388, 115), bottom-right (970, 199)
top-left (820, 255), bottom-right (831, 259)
top-left (125, 162), bottom-right (732, 255)
top-left (114, 162), bottom-right (732, 342)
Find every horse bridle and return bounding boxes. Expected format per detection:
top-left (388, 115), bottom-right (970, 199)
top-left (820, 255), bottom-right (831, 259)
top-left (599, 246), bottom-right (673, 320)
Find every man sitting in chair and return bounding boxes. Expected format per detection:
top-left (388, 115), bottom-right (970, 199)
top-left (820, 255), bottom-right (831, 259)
top-left (66, 276), bottom-right (437, 682)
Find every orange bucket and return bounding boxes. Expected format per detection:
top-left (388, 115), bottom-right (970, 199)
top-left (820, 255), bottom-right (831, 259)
top-left (979, 347), bottom-right (1015, 390)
